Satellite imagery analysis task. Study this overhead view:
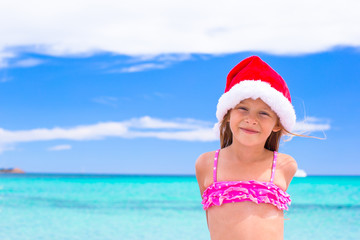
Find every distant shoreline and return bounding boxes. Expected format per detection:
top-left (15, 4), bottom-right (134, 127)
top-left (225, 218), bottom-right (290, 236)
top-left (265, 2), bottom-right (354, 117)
top-left (0, 168), bottom-right (25, 174)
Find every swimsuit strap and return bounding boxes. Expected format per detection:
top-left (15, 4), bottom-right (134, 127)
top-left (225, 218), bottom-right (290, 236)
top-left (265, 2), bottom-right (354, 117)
top-left (213, 149), bottom-right (220, 183)
top-left (270, 151), bottom-right (277, 183)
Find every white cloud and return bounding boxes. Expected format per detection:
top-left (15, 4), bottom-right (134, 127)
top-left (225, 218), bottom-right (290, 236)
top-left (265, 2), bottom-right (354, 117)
top-left (108, 53), bottom-right (192, 73)
top-left (294, 169), bottom-right (307, 177)
top-left (123, 116), bottom-right (213, 130)
top-left (0, 122), bottom-right (128, 143)
top-left (11, 58), bottom-right (44, 68)
top-left (0, 0), bottom-right (359, 64)
top-left (116, 63), bottom-right (168, 73)
top-left (126, 128), bottom-right (217, 141)
top-left (126, 54), bottom-right (192, 64)
top-left (0, 116), bottom-right (330, 154)
top-left (0, 116), bottom-right (216, 145)
top-left (293, 117), bottom-right (331, 133)
top-left (0, 50), bottom-right (43, 69)
top-left (48, 144), bottom-right (72, 151)
top-left (0, 51), bottom-right (15, 68)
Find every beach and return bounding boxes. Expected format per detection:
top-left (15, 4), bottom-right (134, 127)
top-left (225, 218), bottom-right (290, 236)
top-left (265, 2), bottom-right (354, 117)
top-left (0, 174), bottom-right (359, 240)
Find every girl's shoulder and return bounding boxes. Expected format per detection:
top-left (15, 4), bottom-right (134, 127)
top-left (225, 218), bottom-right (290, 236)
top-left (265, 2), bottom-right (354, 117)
top-left (195, 150), bottom-right (218, 194)
top-left (276, 152), bottom-right (297, 170)
top-left (195, 150), bottom-right (217, 173)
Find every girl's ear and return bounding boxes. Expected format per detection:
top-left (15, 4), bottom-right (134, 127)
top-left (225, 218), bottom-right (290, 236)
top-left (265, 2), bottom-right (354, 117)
top-left (272, 125), bottom-right (282, 133)
top-left (272, 120), bottom-right (282, 132)
top-left (226, 109), bottom-right (232, 122)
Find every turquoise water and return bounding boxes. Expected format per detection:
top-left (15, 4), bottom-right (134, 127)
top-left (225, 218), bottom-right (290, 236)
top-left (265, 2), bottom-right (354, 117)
top-left (0, 174), bottom-right (359, 240)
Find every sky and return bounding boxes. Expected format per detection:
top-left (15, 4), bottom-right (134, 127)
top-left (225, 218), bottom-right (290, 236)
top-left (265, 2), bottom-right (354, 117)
top-left (0, 0), bottom-right (359, 175)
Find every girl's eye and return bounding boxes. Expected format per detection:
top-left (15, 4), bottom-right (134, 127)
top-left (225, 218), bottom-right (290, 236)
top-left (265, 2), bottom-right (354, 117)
top-left (238, 107), bottom-right (247, 111)
top-left (260, 112), bottom-right (270, 116)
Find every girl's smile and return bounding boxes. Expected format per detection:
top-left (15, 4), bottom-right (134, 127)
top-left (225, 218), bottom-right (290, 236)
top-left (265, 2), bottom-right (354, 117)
top-left (239, 127), bottom-right (259, 134)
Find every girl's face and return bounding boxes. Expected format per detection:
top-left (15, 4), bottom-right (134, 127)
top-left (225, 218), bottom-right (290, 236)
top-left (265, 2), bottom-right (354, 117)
top-left (228, 98), bottom-right (281, 147)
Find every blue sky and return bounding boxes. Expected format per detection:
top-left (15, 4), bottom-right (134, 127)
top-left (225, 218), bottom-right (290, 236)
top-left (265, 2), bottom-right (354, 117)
top-left (0, 1), bottom-right (359, 175)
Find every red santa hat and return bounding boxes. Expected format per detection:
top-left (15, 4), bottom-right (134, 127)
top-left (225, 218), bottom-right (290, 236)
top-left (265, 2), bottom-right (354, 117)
top-left (216, 56), bottom-right (296, 132)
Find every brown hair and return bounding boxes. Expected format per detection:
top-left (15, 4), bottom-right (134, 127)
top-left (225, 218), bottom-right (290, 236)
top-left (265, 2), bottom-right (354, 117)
top-left (219, 110), bottom-right (318, 151)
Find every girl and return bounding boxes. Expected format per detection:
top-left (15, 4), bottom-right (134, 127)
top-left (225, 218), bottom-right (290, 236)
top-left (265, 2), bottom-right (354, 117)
top-left (196, 56), bottom-right (298, 240)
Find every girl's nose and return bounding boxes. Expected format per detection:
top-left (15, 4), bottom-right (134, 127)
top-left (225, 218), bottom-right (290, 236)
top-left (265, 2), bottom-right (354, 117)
top-left (245, 117), bottom-right (257, 125)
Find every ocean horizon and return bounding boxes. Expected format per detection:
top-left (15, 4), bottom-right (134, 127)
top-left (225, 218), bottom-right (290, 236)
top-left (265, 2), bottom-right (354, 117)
top-left (4, 171), bottom-right (360, 176)
top-left (1, 174), bottom-right (359, 240)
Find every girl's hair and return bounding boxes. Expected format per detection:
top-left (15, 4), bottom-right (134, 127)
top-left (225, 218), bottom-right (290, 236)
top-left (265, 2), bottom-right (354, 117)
top-left (219, 110), bottom-right (317, 151)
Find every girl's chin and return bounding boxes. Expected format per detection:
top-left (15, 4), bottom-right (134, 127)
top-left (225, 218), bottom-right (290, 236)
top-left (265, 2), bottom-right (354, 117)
top-left (232, 138), bottom-right (263, 147)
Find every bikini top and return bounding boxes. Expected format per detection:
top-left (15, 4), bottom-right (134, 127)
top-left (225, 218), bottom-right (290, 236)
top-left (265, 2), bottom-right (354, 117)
top-left (201, 149), bottom-right (291, 211)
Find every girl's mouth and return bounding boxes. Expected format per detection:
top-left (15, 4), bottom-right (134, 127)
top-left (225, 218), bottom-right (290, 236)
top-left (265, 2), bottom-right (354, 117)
top-left (240, 128), bottom-right (259, 134)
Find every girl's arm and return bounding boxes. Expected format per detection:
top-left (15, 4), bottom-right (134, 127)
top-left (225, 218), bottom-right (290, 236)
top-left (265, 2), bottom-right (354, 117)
top-left (278, 153), bottom-right (298, 191)
top-left (195, 153), bottom-right (208, 196)
top-left (195, 152), bottom-right (212, 228)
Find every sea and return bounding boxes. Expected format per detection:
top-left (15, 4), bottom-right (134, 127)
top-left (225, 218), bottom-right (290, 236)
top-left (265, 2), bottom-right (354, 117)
top-left (0, 174), bottom-right (359, 240)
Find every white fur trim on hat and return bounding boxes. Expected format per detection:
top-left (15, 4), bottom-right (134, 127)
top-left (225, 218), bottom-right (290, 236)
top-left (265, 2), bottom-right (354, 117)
top-left (216, 80), bottom-right (296, 132)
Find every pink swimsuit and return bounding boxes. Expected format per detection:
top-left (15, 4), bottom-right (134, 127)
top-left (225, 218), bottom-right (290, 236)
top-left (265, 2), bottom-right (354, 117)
top-left (201, 149), bottom-right (291, 210)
